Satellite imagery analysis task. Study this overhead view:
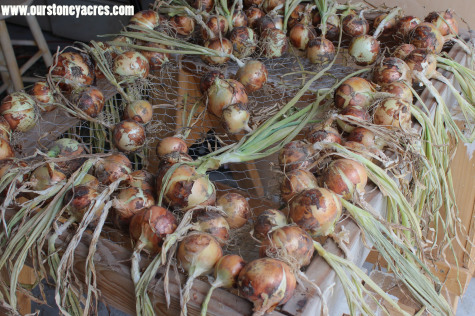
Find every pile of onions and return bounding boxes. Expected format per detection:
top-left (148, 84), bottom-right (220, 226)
top-left (278, 140), bottom-right (314, 172)
top-left (50, 51), bottom-right (94, 89)
top-left (372, 57), bottom-right (412, 86)
top-left (29, 81), bottom-right (56, 112)
top-left (123, 100), bottom-right (153, 124)
top-left (114, 186), bottom-right (155, 223)
top-left (229, 27), bottom-right (258, 58)
top-left (47, 138), bottom-right (86, 175)
top-left (237, 258), bottom-right (296, 316)
top-left (373, 97), bottom-right (412, 130)
top-left (216, 192), bottom-right (250, 228)
top-left (260, 28), bottom-right (288, 58)
top-left (321, 158), bottom-right (368, 199)
top-left (113, 51), bottom-right (150, 79)
top-left (0, 92), bottom-right (37, 132)
top-left (280, 169), bottom-right (318, 203)
top-left (156, 136), bottom-right (188, 158)
top-left (253, 209), bottom-right (287, 240)
top-left (113, 119), bottom-right (146, 152)
top-left (95, 153), bottom-right (132, 185)
top-left (169, 15), bottom-right (195, 36)
top-left (235, 60), bottom-right (268, 93)
top-left (71, 86), bottom-right (105, 118)
top-left (139, 42), bottom-right (170, 71)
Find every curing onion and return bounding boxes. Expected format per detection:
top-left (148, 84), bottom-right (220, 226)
top-left (393, 43), bottom-right (415, 60)
top-left (336, 105), bottom-right (370, 133)
top-left (113, 51), bottom-right (150, 79)
top-left (113, 119), bottom-right (146, 152)
top-left (253, 209), bottom-right (287, 240)
top-left (280, 169), bottom-right (318, 203)
top-left (200, 70), bottom-right (225, 94)
top-left (47, 138), bottom-right (86, 175)
top-left (305, 123), bottom-right (342, 144)
top-left (425, 9), bottom-right (458, 36)
top-left (156, 136), bottom-right (188, 158)
top-left (232, 10), bottom-right (248, 27)
top-left (260, 28), bottom-right (288, 58)
top-left (373, 13), bottom-right (397, 35)
top-left (169, 15), bottom-right (195, 36)
top-left (347, 127), bottom-right (376, 148)
top-left (216, 192), bottom-right (251, 228)
top-left (30, 163), bottom-right (66, 191)
top-left (307, 37), bottom-right (336, 65)
top-left (348, 34), bottom-right (380, 66)
top-left (189, 0), bottom-right (214, 12)
top-left (321, 158), bottom-right (368, 199)
top-left (191, 209), bottom-right (230, 244)
top-left (202, 15), bottom-right (229, 40)
top-left (72, 86), bottom-right (105, 118)
top-left (0, 92), bottom-right (37, 132)
top-left (65, 184), bottom-right (101, 223)
top-left (278, 140), bottom-right (313, 172)
top-left (342, 12), bottom-right (369, 37)
top-left (235, 60), bottom-right (268, 93)
top-left (0, 116), bottom-right (11, 140)
top-left (245, 7), bottom-right (265, 28)
top-left (396, 16), bottom-right (421, 40)
top-left (221, 103), bottom-right (251, 134)
top-left (29, 81), bottom-right (56, 112)
top-left (129, 10), bottom-right (160, 29)
top-left (229, 27), bottom-right (258, 59)
top-left (127, 169), bottom-right (155, 194)
top-left (50, 51), bottom-right (94, 89)
top-left (0, 137), bottom-right (14, 160)
top-left (139, 43), bottom-right (170, 71)
top-left (289, 23), bottom-right (316, 50)
top-left (334, 77), bottom-right (376, 109)
top-left (373, 57), bottom-right (412, 86)
top-left (405, 49), bottom-right (437, 83)
top-left (114, 186), bottom-right (155, 223)
top-left (381, 81), bottom-right (413, 104)
top-left (207, 78), bottom-right (248, 117)
top-left (201, 38), bottom-right (233, 65)
top-left (373, 97), bottom-right (412, 130)
top-left (409, 22), bottom-right (444, 54)
top-left (262, 0), bottom-right (284, 13)
top-left (124, 100), bottom-right (153, 124)
top-left (95, 153), bottom-right (132, 185)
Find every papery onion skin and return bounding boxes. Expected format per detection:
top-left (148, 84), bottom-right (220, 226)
top-left (381, 81), bottom-right (413, 103)
top-left (325, 14), bottom-right (341, 39)
top-left (78, 174), bottom-right (99, 189)
top-left (281, 169), bottom-right (319, 203)
top-left (130, 206), bottom-right (177, 253)
top-left (262, 0), bottom-right (284, 13)
top-left (169, 15), bottom-right (195, 36)
top-left (229, 27), bottom-right (258, 59)
top-left (238, 258), bottom-right (296, 314)
top-left (405, 49), bottom-right (437, 82)
top-left (307, 37), bottom-right (336, 65)
top-left (259, 225), bottom-right (314, 268)
top-left (393, 43), bottom-right (415, 60)
top-left (177, 232), bottom-right (223, 276)
top-left (202, 15), bottom-right (229, 40)
top-left (113, 120), bottom-right (146, 152)
top-left (289, 188), bottom-right (342, 237)
top-left (192, 210), bottom-right (230, 244)
top-left (260, 28), bottom-right (288, 59)
top-left (200, 70), bottom-right (225, 94)
top-left (278, 140), bottom-right (313, 172)
top-left (124, 100), bottom-right (153, 124)
top-left (342, 13), bottom-right (369, 37)
top-left (289, 23), bottom-right (316, 50)
top-left (139, 43), bottom-right (170, 71)
top-left (321, 158), bottom-right (368, 199)
top-left (50, 52), bottom-right (94, 89)
top-left (425, 9), bottom-right (458, 36)
top-left (245, 7), bottom-right (265, 29)
top-left (334, 77), bottom-right (376, 109)
top-left (373, 57), bottom-right (412, 86)
top-left (129, 10), bottom-right (160, 29)
top-left (253, 209), bottom-right (287, 240)
top-left (221, 103), bottom-right (251, 134)
top-left (347, 127), bottom-right (375, 148)
top-left (30, 163), bottom-right (66, 191)
top-left (396, 16), bottom-right (421, 40)
top-left (373, 13), bottom-right (397, 35)
top-left (156, 136), bottom-right (188, 158)
top-left (95, 153), bottom-right (132, 185)
top-left (305, 124), bottom-right (342, 144)
top-left (0, 117), bottom-right (11, 140)
top-left (410, 22), bottom-right (444, 54)
top-left (216, 192), bottom-right (251, 229)
top-left (73, 86), bottom-right (105, 118)
top-left (207, 79), bottom-right (248, 117)
top-left (29, 81), bottom-right (56, 112)
top-left (288, 4), bottom-right (308, 29)
top-left (214, 254), bottom-right (246, 288)
top-left (189, 0), bottom-right (214, 12)
top-left (113, 51), bottom-right (150, 79)
top-left (244, 0), bottom-right (263, 8)
top-left (236, 60), bottom-right (268, 93)
top-left (0, 138), bottom-right (14, 160)
top-left (127, 169), bottom-right (155, 194)
top-left (232, 10), bottom-right (249, 27)
top-left (374, 97), bottom-right (412, 130)
top-left (0, 92), bottom-right (37, 132)
top-left (114, 186), bottom-right (155, 223)
top-left (336, 105), bottom-right (370, 133)
top-left (66, 184), bottom-right (101, 222)
top-left (48, 138), bottom-right (86, 175)
top-left (202, 38), bottom-right (233, 65)
top-left (348, 35), bottom-right (380, 66)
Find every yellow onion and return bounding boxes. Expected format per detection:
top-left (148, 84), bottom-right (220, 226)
top-left (348, 35), bottom-right (380, 66)
top-left (410, 22), bottom-right (444, 54)
top-left (124, 100), bottom-right (153, 124)
top-left (321, 158), bottom-right (368, 199)
top-left (342, 12), bottom-right (369, 37)
top-left (192, 209), bottom-right (230, 244)
top-left (113, 120), bottom-right (146, 152)
top-left (47, 138), bottom-right (86, 175)
top-left (110, 36), bottom-right (134, 56)
top-left (237, 258), bottom-right (296, 315)
top-left (127, 169), bottom-right (155, 194)
top-left (78, 174), bottom-right (99, 189)
top-left (114, 186), bottom-right (155, 223)
top-left (229, 27), bottom-right (258, 59)
top-left (129, 10), bottom-right (160, 29)
top-left (373, 57), bottom-right (412, 85)
top-left (29, 81), bottom-right (56, 112)
top-left (202, 15), bottom-right (229, 40)
top-left (289, 23), bottom-right (316, 50)
top-left (156, 136), bottom-right (188, 158)
top-left (113, 51), bottom-right (150, 79)
top-left (278, 140), bottom-right (313, 172)
top-left (0, 116), bottom-right (12, 140)
top-left (334, 77), bottom-right (376, 109)
top-left (260, 28), bottom-right (288, 58)
top-left (30, 163), bottom-right (66, 191)
top-left (246, 7), bottom-right (265, 28)
top-left (130, 206), bottom-right (177, 253)
top-left (169, 15), bottom-right (195, 36)
top-left (381, 81), bottom-right (413, 104)
top-left (289, 188), bottom-right (342, 237)
top-left (425, 9), bottom-right (458, 36)
top-left (393, 43), bottom-right (415, 60)
top-left (213, 254), bottom-right (245, 288)
top-left (200, 70), bottom-right (225, 94)
top-left (139, 43), bottom-right (170, 71)
top-left (236, 60), bottom-right (268, 93)
top-left (0, 92), bottom-right (37, 132)
top-left (221, 103), bottom-right (251, 134)
top-left (0, 137), bottom-right (14, 160)
top-left (50, 51), bottom-right (94, 89)
top-left (325, 14), bottom-right (341, 39)
top-left (72, 86), bottom-right (104, 118)
top-left (396, 16), bottom-right (421, 40)
top-left (207, 78), bottom-right (248, 117)
top-left (253, 209), bottom-right (287, 240)
top-left (259, 225), bottom-right (314, 268)
top-left (189, 0), bottom-right (214, 12)
top-left (202, 38), bottom-right (233, 65)
top-left (374, 97), bottom-right (412, 130)
top-left (216, 192), bottom-right (251, 228)
top-left (307, 37), bottom-right (336, 64)
top-left (347, 127), bottom-right (376, 148)
top-left (373, 13), bottom-right (397, 35)
top-left (66, 184), bottom-right (101, 222)
top-left (305, 123), bottom-right (342, 144)
top-left (95, 153), bottom-right (132, 185)
top-left (256, 15), bottom-right (284, 33)
top-left (288, 4), bottom-right (306, 29)
top-left (262, 0), bottom-right (284, 13)
top-left (281, 169), bottom-right (318, 203)
top-left (405, 49), bottom-right (437, 82)
top-left (232, 10), bottom-right (248, 27)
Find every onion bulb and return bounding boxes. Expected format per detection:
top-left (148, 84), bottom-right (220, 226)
top-left (95, 153), bottom-right (132, 185)
top-left (200, 70), bottom-right (225, 94)
top-left (381, 81), bottom-right (413, 104)
top-left (30, 163), bottom-right (66, 191)
top-left (127, 169), bottom-right (155, 194)
top-left (307, 37), bottom-right (336, 64)
top-left (396, 16), bottom-right (421, 40)
top-left (72, 86), bottom-right (105, 118)
top-left (288, 4), bottom-right (306, 29)
top-left (0, 92), bottom-right (37, 132)
top-left (262, 0), bottom-right (284, 13)
top-left (425, 9), bottom-right (458, 36)
top-left (347, 127), bottom-right (376, 148)
top-left (305, 123), bottom-right (342, 144)
top-left (169, 15), bottom-right (195, 36)
top-left (348, 35), bottom-right (380, 66)
top-left (221, 103), bottom-right (251, 134)
top-left (321, 158), bottom-right (368, 199)
top-left (236, 60), bottom-right (268, 93)
top-left (336, 105), bottom-right (370, 133)
top-left (409, 22), bottom-right (444, 54)
top-left (260, 28), bottom-right (288, 58)
top-left (47, 138), bottom-right (86, 175)
top-left (256, 15), bottom-right (284, 34)
top-left (373, 97), bottom-right (412, 130)
top-left (253, 209), bottom-right (287, 240)
top-left (393, 43), bottom-right (415, 60)
top-left (201, 38), bottom-right (233, 65)
top-left (281, 169), bottom-right (318, 203)
top-left (0, 116), bottom-right (11, 140)
top-left (113, 120), bottom-right (146, 152)
top-left (278, 140), bottom-right (313, 172)
top-left (78, 174), bottom-right (100, 189)
top-left (342, 12), bottom-right (369, 37)
top-left (29, 81), bottom-right (56, 112)
top-left (232, 10), bottom-right (248, 27)
top-left (289, 23), bottom-right (316, 50)
top-left (373, 57), bottom-right (412, 86)
top-left (139, 43), bottom-right (170, 71)
top-left (207, 78), bottom-right (248, 117)
top-left (334, 77), bottom-right (376, 109)
top-left (114, 186), bottom-right (155, 223)
top-left (237, 258), bottom-right (296, 315)
top-left (124, 100), bottom-right (153, 124)
top-left (259, 225), bottom-right (314, 268)
top-left (129, 206), bottom-right (177, 253)
top-left (113, 51), bottom-right (149, 79)
top-left (216, 192), bottom-right (251, 228)
top-left (373, 13), bottom-right (397, 35)
top-left (202, 15), bottom-right (229, 40)
top-left (156, 136), bottom-right (188, 158)
top-left (189, 0), bottom-right (214, 12)
top-left (245, 7), bottom-right (265, 28)
top-left (0, 137), bottom-right (14, 160)
top-left (229, 27), bottom-right (258, 59)
top-left (66, 184), bottom-right (101, 222)
top-left (325, 14), bottom-right (341, 39)
top-left (405, 49), bottom-right (437, 82)
top-left (129, 10), bottom-right (160, 29)
top-left (192, 210), bottom-right (230, 244)
top-left (50, 52), bottom-right (94, 89)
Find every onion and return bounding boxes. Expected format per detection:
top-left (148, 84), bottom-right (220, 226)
top-left (216, 192), bottom-right (251, 228)
top-left (156, 136), bottom-right (188, 158)
top-left (229, 26), bottom-right (258, 58)
top-left (123, 100), bottom-right (153, 124)
top-left (235, 60), bottom-right (268, 93)
top-left (200, 70), bottom-right (225, 94)
top-left (348, 35), bottom-right (380, 66)
top-left (305, 123), bottom-right (342, 144)
top-left (130, 206), bottom-right (177, 253)
top-left (396, 16), bottom-right (421, 40)
top-left (169, 15), bottom-right (195, 36)
top-left (159, 152), bottom-right (193, 167)
top-left (244, 0), bottom-right (263, 8)
top-left (393, 43), bottom-right (415, 60)
top-left (78, 174), bottom-right (100, 189)
top-left (334, 77), bottom-right (376, 109)
top-left (202, 15), bottom-right (229, 40)
top-left (373, 97), bottom-right (412, 130)
top-left (260, 28), bottom-right (287, 58)
top-left (201, 38), bottom-right (233, 65)
top-left (278, 140), bottom-right (313, 172)
top-left (281, 169), bottom-right (318, 203)
top-left (113, 51), bottom-right (149, 79)
top-left (0, 137), bottom-right (14, 160)
top-left (139, 43), bottom-right (170, 71)
top-left (129, 10), bottom-right (160, 29)
top-left (253, 209), bottom-right (287, 240)
top-left (342, 12), bottom-right (369, 37)
top-left (373, 57), bottom-right (412, 86)
top-left (30, 163), bottom-right (66, 191)
top-left (232, 10), bottom-right (248, 27)
top-left (66, 184), bottom-right (101, 222)
top-left (0, 92), bottom-right (37, 132)
top-left (347, 127), bottom-right (376, 148)
top-left (259, 225), bottom-right (314, 268)
top-left (323, 14), bottom-right (341, 39)
top-left (289, 23), bottom-right (316, 50)
top-left (114, 186), bottom-right (155, 223)
top-left (425, 9), bottom-right (458, 36)
top-left (157, 164), bottom-right (216, 211)
top-left (288, 4), bottom-right (306, 29)
top-left (192, 210), bottom-right (230, 244)
top-left (50, 51), bottom-right (94, 89)
top-left (72, 86), bottom-right (105, 118)
top-left (245, 7), bottom-right (265, 28)
top-left (189, 0), bottom-right (214, 12)
top-left (47, 138), bottom-right (86, 175)
top-left (409, 22), bottom-right (444, 54)
top-left (113, 119), bottom-right (146, 152)
top-left (95, 153), bottom-right (132, 185)
top-left (373, 13), bottom-right (397, 35)
top-left (381, 81), bottom-right (413, 104)
top-left (321, 158), bottom-right (368, 199)
top-left (307, 37), bottom-right (336, 64)
top-left (0, 116), bottom-right (11, 140)
top-left (405, 49), bottom-right (437, 82)
top-left (29, 81), bottom-right (56, 112)
top-left (127, 169), bottom-right (155, 194)
top-left (257, 15), bottom-right (283, 34)
top-left (221, 103), bottom-right (251, 134)
top-left (237, 258), bottom-right (296, 315)
top-left (207, 78), bottom-right (248, 117)
top-left (262, 0), bottom-right (284, 13)
top-left (110, 36), bottom-right (134, 55)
